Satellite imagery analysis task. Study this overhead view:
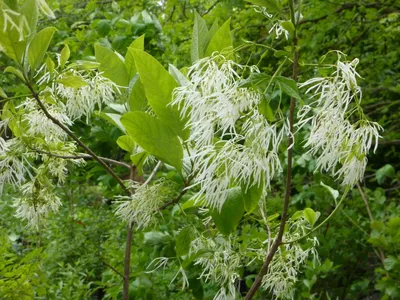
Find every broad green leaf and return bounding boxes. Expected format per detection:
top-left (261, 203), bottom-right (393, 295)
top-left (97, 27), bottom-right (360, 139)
top-left (56, 75), bottom-right (87, 88)
top-left (245, 0), bottom-right (281, 14)
top-left (258, 100), bottom-right (275, 122)
top-left (376, 164), bottom-right (395, 185)
top-left (241, 181), bottom-right (264, 213)
top-left (211, 187), bottom-right (245, 235)
top-left (274, 76), bottom-right (302, 101)
top-left (21, 0), bottom-right (38, 40)
top-left (117, 135), bottom-right (136, 153)
top-left (125, 35), bottom-right (145, 80)
top-left (320, 182), bottom-right (339, 201)
top-left (45, 56), bottom-right (55, 74)
top-left (5, 66), bottom-right (25, 82)
top-left (128, 75), bottom-right (147, 111)
top-left (206, 19), bottom-right (233, 57)
top-left (60, 45), bottom-right (70, 68)
top-left (0, 87), bottom-right (7, 98)
top-left (132, 49), bottom-right (188, 139)
top-left (96, 19), bottom-right (111, 37)
top-left (383, 256), bottom-right (399, 271)
top-left (95, 44), bottom-right (129, 87)
top-left (97, 112), bottom-right (125, 132)
top-left (304, 208), bottom-right (319, 227)
top-left (191, 12), bottom-right (210, 63)
top-left (175, 226), bottom-right (195, 257)
top-left (292, 210), bottom-right (304, 221)
top-left (28, 27), bottom-right (57, 71)
top-left (130, 151), bottom-right (148, 175)
top-left (121, 111), bottom-right (183, 171)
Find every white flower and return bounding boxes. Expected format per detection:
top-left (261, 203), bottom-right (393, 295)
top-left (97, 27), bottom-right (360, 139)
top-left (114, 180), bottom-right (176, 228)
top-left (269, 22), bottom-right (290, 40)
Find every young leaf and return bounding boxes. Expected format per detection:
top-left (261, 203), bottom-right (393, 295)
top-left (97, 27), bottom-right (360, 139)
top-left (5, 66), bottom-right (25, 82)
top-left (117, 135), bottom-right (136, 153)
top-left (191, 11), bottom-right (210, 63)
top-left (206, 19), bottom-right (233, 58)
top-left (304, 208), bottom-right (319, 227)
top-left (376, 164), bottom-right (395, 185)
top-left (169, 64), bottom-right (191, 86)
top-left (56, 75), bottom-right (87, 88)
top-left (274, 76), bottom-right (302, 101)
top-left (0, 87), bottom-right (8, 98)
top-left (175, 226), bottom-right (195, 257)
top-left (60, 45), bottom-right (70, 68)
top-left (130, 151), bottom-right (149, 175)
top-left (132, 49), bottom-right (188, 139)
top-left (280, 21), bottom-right (295, 37)
top-left (242, 181), bottom-right (264, 213)
top-left (211, 187), bottom-right (245, 235)
top-left (121, 111), bottom-right (183, 171)
top-left (320, 182), bottom-right (339, 201)
top-left (28, 27), bottom-right (57, 71)
top-left (95, 44), bottom-right (129, 87)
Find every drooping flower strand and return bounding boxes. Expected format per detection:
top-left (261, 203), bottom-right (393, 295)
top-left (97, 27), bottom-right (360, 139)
top-left (298, 57), bottom-right (382, 186)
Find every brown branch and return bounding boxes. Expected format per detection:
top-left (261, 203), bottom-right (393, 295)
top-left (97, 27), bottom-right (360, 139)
top-left (32, 149), bottom-right (131, 169)
top-left (103, 260), bottom-right (124, 278)
top-left (26, 84), bottom-right (130, 195)
top-left (245, 3), bottom-right (299, 298)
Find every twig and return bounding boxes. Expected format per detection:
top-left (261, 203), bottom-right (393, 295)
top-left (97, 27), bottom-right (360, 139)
top-left (26, 84), bottom-right (130, 195)
top-left (159, 188), bottom-right (189, 210)
top-left (143, 161), bottom-right (162, 186)
top-left (357, 183), bottom-right (373, 222)
top-left (32, 149), bottom-right (131, 169)
top-left (201, 0), bottom-right (221, 16)
top-left (103, 260), bottom-right (124, 278)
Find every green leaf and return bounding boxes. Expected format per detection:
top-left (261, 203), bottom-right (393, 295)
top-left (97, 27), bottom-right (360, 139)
top-left (96, 19), bottom-right (111, 37)
top-left (97, 112), bottom-right (125, 132)
top-left (206, 18), bottom-right (233, 58)
top-left (130, 151), bottom-right (148, 175)
top-left (28, 27), bottom-right (57, 71)
top-left (258, 100), bottom-right (275, 122)
top-left (131, 49), bottom-right (188, 139)
top-left (56, 75), bottom-right (88, 88)
top-left (21, 0), bottom-right (38, 40)
top-left (0, 87), bottom-right (8, 98)
top-left (121, 111), bottom-right (183, 171)
top-left (60, 45), bottom-right (70, 68)
top-left (241, 181), bottom-right (264, 213)
top-left (280, 21), bottom-right (295, 37)
top-left (211, 187), bottom-right (245, 235)
top-left (274, 50), bottom-right (290, 58)
top-left (45, 56), bottom-right (55, 74)
top-left (175, 226), bottom-right (195, 257)
top-left (125, 35), bottom-right (145, 80)
top-left (117, 135), bottom-right (136, 153)
top-left (245, 0), bottom-right (281, 14)
top-left (128, 75), bottom-right (147, 111)
top-left (320, 182), bottom-right (339, 201)
top-left (376, 164), bottom-right (395, 185)
top-left (383, 256), bottom-right (399, 271)
top-left (304, 208), bottom-right (319, 227)
top-left (5, 66), bottom-right (25, 82)
top-left (168, 64), bottom-right (191, 86)
top-left (274, 76), bottom-right (302, 101)
top-left (191, 11), bottom-right (210, 63)
top-left (95, 44), bottom-right (129, 86)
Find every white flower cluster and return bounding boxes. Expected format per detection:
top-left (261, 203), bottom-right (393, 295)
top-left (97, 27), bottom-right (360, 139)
top-left (298, 58), bottom-right (382, 186)
top-left (173, 55), bottom-right (285, 210)
top-left (190, 235), bottom-right (241, 300)
top-left (55, 72), bottom-right (117, 120)
top-left (114, 180), bottom-right (176, 229)
top-left (12, 181), bottom-right (62, 229)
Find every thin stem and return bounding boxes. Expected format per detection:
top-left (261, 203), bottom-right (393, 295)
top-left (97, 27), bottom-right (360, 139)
top-left (356, 182), bottom-right (373, 222)
top-left (0, 93), bottom-right (32, 101)
top-left (143, 161), bottom-right (162, 186)
top-left (31, 149), bottom-right (131, 169)
top-left (284, 187), bottom-right (350, 244)
top-left (245, 4), bottom-right (298, 299)
top-left (102, 260), bottom-right (124, 278)
top-left (26, 83), bottom-right (130, 195)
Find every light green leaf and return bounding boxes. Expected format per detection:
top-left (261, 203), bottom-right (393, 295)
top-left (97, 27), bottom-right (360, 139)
top-left (320, 182), bottom-right (339, 201)
top-left (191, 11), bottom-right (210, 63)
top-left (376, 164), bottom-right (395, 185)
top-left (117, 135), bottom-right (136, 153)
top-left (0, 87), bottom-right (8, 98)
top-left (304, 208), bottom-right (319, 227)
top-left (45, 56), bottom-right (55, 74)
top-left (60, 45), bottom-right (70, 68)
top-left (95, 44), bottom-right (129, 87)
top-left (132, 49), bottom-right (188, 139)
top-left (130, 151), bottom-right (148, 175)
top-left (121, 111), bottom-right (183, 171)
top-left (128, 34), bottom-right (145, 50)
top-left (175, 226), bottom-right (195, 257)
top-left (292, 210), bottom-right (304, 221)
top-left (206, 19), bottom-right (233, 57)
top-left (168, 64), bottom-right (191, 86)
top-left (125, 35), bottom-right (145, 80)
top-left (128, 75), bottom-right (147, 111)
top-left (5, 66), bottom-right (25, 82)
top-left (28, 27), bottom-right (57, 71)
top-left (97, 112), bottom-right (125, 132)
top-left (21, 0), bottom-right (38, 40)
top-left (274, 76), bottom-right (302, 101)
top-left (56, 75), bottom-right (88, 88)
top-left (280, 21), bottom-right (295, 37)
top-left (258, 100), bottom-right (275, 122)
top-left (242, 181), bottom-right (264, 213)
top-left (383, 256), bottom-right (399, 271)
top-left (211, 187), bottom-right (245, 235)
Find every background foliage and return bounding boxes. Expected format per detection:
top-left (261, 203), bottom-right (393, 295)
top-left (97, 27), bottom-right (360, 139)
top-left (1, 0), bottom-right (399, 299)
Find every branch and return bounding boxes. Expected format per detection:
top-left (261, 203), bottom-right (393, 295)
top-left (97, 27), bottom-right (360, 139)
top-left (32, 149), bottom-right (131, 169)
top-left (26, 84), bottom-right (130, 195)
top-left (159, 187), bottom-right (189, 210)
top-left (201, 0), bottom-right (221, 16)
top-left (102, 260), bottom-right (124, 278)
